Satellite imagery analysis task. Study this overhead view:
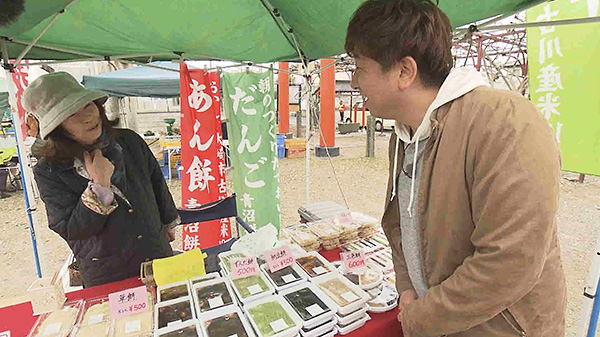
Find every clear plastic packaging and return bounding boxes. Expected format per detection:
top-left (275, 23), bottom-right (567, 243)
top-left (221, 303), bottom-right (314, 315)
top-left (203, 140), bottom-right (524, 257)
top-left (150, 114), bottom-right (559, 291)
top-left (294, 252), bottom-right (334, 279)
top-left (157, 281), bottom-right (191, 302)
top-left (334, 306), bottom-right (369, 326)
top-left (154, 296), bottom-right (196, 331)
top-left (307, 221), bottom-right (340, 250)
top-left (112, 309), bottom-right (154, 337)
top-left (229, 272), bottom-right (274, 304)
top-left (281, 225), bottom-right (321, 252)
top-left (367, 282), bottom-right (398, 313)
top-left (72, 320), bottom-right (111, 337)
top-left (153, 319), bottom-right (201, 337)
top-left (244, 295), bottom-right (303, 337)
top-left (337, 262), bottom-right (383, 291)
top-left (191, 278), bottom-right (236, 314)
top-left (189, 272), bottom-right (221, 286)
top-left (260, 263), bottom-right (308, 292)
top-left (217, 251), bottom-right (247, 275)
top-left (78, 297), bottom-right (111, 326)
top-left (279, 284), bottom-right (336, 330)
top-left (28, 300), bottom-right (83, 337)
top-left (198, 306), bottom-right (256, 337)
top-left (299, 317), bottom-right (337, 337)
top-left (350, 212), bottom-right (381, 238)
top-left (336, 313), bottom-right (370, 335)
top-left (312, 273), bottom-right (369, 316)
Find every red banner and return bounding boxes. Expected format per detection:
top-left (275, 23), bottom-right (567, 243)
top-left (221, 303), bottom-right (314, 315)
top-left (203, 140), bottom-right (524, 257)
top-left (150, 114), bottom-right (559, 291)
top-left (179, 63), bottom-right (231, 250)
top-left (9, 60), bottom-right (29, 139)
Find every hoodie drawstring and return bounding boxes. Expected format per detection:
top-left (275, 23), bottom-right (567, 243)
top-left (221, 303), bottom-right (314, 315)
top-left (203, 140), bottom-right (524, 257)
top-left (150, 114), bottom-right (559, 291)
top-left (406, 140), bottom-right (419, 218)
top-left (390, 136), bottom-right (400, 202)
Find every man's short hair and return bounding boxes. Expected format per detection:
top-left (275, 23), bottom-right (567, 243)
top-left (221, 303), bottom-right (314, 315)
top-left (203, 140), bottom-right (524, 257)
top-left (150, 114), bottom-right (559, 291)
top-left (345, 0), bottom-right (453, 87)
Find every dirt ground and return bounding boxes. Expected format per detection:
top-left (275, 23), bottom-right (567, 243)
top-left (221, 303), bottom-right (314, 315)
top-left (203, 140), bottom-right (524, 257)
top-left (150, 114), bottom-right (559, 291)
top-left (0, 130), bottom-right (598, 336)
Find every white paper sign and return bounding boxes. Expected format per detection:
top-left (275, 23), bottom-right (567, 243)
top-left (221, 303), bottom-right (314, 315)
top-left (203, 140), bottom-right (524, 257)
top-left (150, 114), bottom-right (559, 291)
top-left (124, 320), bottom-right (142, 334)
top-left (269, 318), bottom-right (289, 333)
top-left (167, 319), bottom-right (182, 327)
top-left (43, 323), bottom-right (62, 336)
top-left (306, 303), bottom-right (325, 317)
top-left (313, 266), bottom-right (327, 275)
top-left (88, 313), bottom-right (104, 325)
top-left (281, 274), bottom-right (296, 284)
top-left (208, 295), bottom-right (224, 308)
top-left (341, 291), bottom-right (359, 302)
top-left (247, 284), bottom-right (263, 295)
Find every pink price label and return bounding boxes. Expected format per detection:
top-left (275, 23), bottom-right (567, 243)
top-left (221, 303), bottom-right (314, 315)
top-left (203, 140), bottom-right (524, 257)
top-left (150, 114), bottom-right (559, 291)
top-left (336, 212), bottom-right (353, 226)
top-left (108, 286), bottom-right (149, 319)
top-left (230, 256), bottom-right (259, 280)
top-left (341, 251), bottom-right (367, 272)
top-left (265, 246), bottom-right (295, 273)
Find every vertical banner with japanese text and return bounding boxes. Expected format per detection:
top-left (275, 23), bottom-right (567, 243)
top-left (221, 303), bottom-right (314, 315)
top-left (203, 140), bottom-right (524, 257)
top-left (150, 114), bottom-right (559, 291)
top-left (223, 69), bottom-right (281, 233)
top-left (527, 0), bottom-right (600, 175)
top-left (179, 63), bottom-right (231, 250)
top-left (9, 61), bottom-right (29, 139)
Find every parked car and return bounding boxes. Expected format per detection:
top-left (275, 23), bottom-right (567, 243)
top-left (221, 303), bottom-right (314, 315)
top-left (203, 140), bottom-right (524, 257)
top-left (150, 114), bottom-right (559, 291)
top-left (348, 102), bottom-right (395, 132)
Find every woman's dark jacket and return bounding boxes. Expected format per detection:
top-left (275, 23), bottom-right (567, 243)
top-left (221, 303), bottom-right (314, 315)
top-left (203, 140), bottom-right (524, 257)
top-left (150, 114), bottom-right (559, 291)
top-left (33, 129), bottom-right (177, 287)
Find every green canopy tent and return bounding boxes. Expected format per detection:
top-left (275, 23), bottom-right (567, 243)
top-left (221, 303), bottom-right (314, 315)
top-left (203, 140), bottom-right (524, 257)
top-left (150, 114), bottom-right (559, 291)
top-left (0, 78), bottom-right (8, 119)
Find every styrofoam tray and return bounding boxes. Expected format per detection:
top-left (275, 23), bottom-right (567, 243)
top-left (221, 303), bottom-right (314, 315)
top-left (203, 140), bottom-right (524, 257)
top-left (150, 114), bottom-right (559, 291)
top-left (294, 252), bottom-right (336, 279)
top-left (312, 273), bottom-right (370, 315)
top-left (334, 305), bottom-right (369, 326)
top-left (299, 317), bottom-right (337, 337)
top-left (198, 306), bottom-right (256, 337)
top-left (337, 313), bottom-right (370, 335)
top-left (191, 277), bottom-right (237, 315)
top-left (279, 283), bottom-right (336, 330)
top-left (260, 263), bottom-right (308, 293)
top-left (156, 280), bottom-right (191, 302)
top-left (228, 271), bottom-right (275, 305)
top-left (154, 296), bottom-right (196, 331)
top-left (243, 295), bottom-right (303, 337)
top-left (153, 318), bottom-right (201, 337)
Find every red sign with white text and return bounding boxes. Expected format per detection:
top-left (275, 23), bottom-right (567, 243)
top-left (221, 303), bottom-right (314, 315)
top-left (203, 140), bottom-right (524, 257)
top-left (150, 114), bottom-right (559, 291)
top-left (9, 60), bottom-right (29, 139)
top-left (179, 63), bottom-right (231, 250)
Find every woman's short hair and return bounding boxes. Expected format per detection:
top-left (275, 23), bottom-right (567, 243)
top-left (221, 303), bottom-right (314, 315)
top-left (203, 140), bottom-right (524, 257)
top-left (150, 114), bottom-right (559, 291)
top-left (345, 0), bottom-right (453, 87)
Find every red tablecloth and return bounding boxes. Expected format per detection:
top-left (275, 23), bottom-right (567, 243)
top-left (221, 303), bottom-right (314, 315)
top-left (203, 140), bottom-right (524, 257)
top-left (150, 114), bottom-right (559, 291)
top-left (0, 249), bottom-right (403, 337)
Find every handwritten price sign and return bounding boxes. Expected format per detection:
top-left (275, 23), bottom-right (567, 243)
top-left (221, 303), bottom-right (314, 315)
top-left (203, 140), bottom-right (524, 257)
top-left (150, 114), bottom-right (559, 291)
top-left (265, 246), bottom-right (295, 273)
top-left (336, 212), bottom-right (353, 227)
top-left (230, 256), bottom-right (259, 280)
top-left (341, 251), bottom-right (367, 273)
top-left (108, 286), bottom-right (149, 319)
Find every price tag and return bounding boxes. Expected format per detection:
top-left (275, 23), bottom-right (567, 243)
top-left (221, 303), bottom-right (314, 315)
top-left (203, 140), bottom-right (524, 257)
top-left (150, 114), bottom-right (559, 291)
top-left (88, 313), bottom-right (104, 325)
top-left (306, 304), bottom-right (325, 317)
top-left (43, 323), bottom-right (61, 336)
top-left (341, 251), bottom-right (367, 273)
top-left (281, 274), bottom-right (297, 284)
top-left (336, 212), bottom-right (353, 227)
top-left (341, 291), bottom-right (360, 303)
top-left (230, 256), bottom-right (259, 280)
top-left (265, 246), bottom-right (295, 273)
top-left (124, 320), bottom-right (141, 334)
top-left (313, 266), bottom-right (327, 275)
top-left (269, 318), bottom-right (289, 333)
top-left (208, 295), bottom-right (224, 308)
top-left (108, 286), bottom-right (149, 319)
top-left (247, 284), bottom-right (263, 295)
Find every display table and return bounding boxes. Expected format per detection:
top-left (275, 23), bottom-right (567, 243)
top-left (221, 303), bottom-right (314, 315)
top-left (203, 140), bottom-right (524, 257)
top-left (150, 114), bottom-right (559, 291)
top-left (0, 253), bottom-right (403, 337)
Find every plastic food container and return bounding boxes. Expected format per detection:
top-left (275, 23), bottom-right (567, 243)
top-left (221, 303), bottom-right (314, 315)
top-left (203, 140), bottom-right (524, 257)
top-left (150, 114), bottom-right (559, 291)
top-left (279, 284), bottom-right (336, 330)
top-left (229, 272), bottom-right (274, 304)
top-left (307, 221), bottom-right (341, 251)
top-left (244, 295), bottom-right (303, 337)
top-left (305, 326), bottom-right (337, 337)
top-left (157, 281), bottom-right (191, 302)
top-left (294, 252), bottom-right (335, 279)
top-left (153, 319), bottom-right (201, 337)
top-left (218, 251), bottom-right (247, 275)
top-left (337, 262), bottom-right (383, 290)
top-left (282, 225), bottom-right (321, 252)
top-left (27, 300), bottom-right (83, 337)
top-left (299, 316), bottom-right (337, 337)
top-left (312, 273), bottom-right (369, 316)
top-left (189, 272), bottom-right (221, 286)
top-left (72, 320), bottom-right (111, 337)
top-left (78, 296), bottom-right (111, 326)
top-left (336, 313), bottom-right (370, 335)
top-left (198, 306), bottom-right (256, 337)
top-left (334, 305), bottom-right (369, 326)
top-left (154, 296), bottom-right (196, 331)
top-left (191, 278), bottom-right (236, 314)
top-left (367, 283), bottom-right (398, 313)
top-left (260, 263), bottom-right (308, 292)
top-left (112, 309), bottom-right (154, 337)
top-left (350, 212), bottom-right (381, 238)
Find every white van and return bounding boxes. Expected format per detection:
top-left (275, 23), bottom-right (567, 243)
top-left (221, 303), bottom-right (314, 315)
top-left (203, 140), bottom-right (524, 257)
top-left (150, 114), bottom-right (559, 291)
top-left (345, 102), bottom-right (395, 132)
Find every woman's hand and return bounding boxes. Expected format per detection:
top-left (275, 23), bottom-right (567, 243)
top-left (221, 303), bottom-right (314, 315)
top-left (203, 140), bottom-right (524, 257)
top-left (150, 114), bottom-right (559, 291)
top-left (166, 228), bottom-right (177, 242)
top-left (84, 149), bottom-right (114, 188)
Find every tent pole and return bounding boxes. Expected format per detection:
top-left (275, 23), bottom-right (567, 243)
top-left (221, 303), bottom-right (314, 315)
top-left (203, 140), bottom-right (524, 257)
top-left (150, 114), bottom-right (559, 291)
top-left (456, 15), bottom-right (600, 33)
top-left (2, 40), bottom-right (43, 278)
top-left (305, 73), bottom-right (311, 204)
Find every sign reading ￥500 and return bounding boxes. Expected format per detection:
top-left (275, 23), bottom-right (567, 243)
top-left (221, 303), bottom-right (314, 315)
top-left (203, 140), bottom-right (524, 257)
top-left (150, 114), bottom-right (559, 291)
top-left (527, 0), bottom-right (600, 175)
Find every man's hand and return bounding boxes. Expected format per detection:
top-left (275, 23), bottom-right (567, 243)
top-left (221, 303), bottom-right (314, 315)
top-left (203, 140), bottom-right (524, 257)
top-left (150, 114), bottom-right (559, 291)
top-left (84, 149), bottom-right (114, 188)
top-left (166, 228), bottom-right (177, 242)
top-left (398, 290), bottom-right (418, 336)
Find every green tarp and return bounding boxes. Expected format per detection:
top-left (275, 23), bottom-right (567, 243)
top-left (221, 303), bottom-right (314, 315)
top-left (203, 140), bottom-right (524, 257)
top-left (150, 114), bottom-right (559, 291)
top-left (0, 0), bottom-right (546, 63)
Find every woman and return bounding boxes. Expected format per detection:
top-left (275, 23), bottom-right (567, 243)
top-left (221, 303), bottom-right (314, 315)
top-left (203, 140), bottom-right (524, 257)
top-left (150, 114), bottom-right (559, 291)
top-left (24, 72), bottom-right (179, 287)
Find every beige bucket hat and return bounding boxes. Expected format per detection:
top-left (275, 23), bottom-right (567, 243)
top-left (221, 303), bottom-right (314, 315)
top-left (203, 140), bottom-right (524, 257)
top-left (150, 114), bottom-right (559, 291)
top-left (22, 72), bottom-right (108, 139)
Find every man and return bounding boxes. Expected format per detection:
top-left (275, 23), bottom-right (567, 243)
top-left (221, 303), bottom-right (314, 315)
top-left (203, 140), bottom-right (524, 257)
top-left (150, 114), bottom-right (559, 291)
top-left (338, 100), bottom-right (347, 122)
top-left (345, 1), bottom-right (566, 336)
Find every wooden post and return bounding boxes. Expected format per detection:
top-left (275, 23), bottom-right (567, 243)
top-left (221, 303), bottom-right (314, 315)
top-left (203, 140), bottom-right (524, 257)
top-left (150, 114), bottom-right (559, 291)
top-left (366, 115), bottom-right (375, 158)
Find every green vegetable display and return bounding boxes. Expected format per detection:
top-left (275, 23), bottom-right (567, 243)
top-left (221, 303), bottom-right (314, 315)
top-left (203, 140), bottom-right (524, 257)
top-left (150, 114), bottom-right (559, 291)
top-left (232, 275), bottom-right (268, 298)
top-left (248, 301), bottom-right (295, 337)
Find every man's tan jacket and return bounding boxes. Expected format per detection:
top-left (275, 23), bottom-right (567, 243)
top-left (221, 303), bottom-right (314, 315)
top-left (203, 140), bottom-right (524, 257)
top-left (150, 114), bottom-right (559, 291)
top-left (383, 86), bottom-right (567, 337)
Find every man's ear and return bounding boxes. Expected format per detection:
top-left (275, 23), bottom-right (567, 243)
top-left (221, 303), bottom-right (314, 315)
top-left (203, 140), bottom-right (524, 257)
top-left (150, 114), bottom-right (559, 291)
top-left (394, 56), bottom-right (418, 90)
